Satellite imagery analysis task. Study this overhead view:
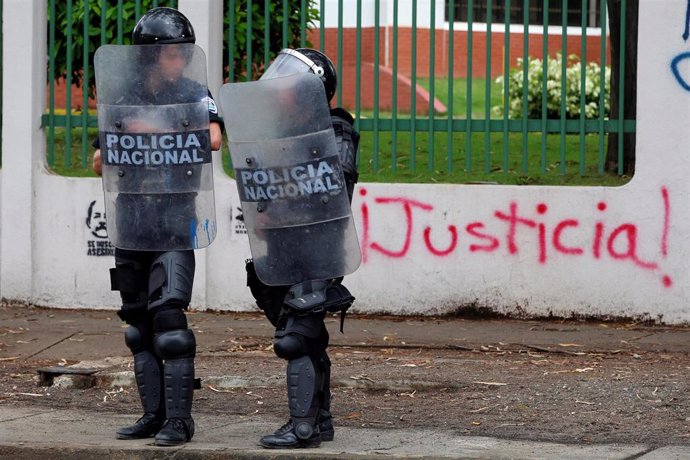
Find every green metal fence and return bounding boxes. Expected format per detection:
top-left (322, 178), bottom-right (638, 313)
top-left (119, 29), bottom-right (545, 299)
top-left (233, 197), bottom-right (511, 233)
top-left (43, 0), bottom-right (635, 184)
top-left (44, 0), bottom-right (177, 175)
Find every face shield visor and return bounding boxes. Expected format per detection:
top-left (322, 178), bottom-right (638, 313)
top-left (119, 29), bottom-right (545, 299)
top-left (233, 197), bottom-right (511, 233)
top-left (260, 49), bottom-right (325, 80)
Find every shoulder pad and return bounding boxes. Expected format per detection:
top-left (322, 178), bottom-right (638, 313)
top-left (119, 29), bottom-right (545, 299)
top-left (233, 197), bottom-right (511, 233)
top-left (330, 107), bottom-right (355, 125)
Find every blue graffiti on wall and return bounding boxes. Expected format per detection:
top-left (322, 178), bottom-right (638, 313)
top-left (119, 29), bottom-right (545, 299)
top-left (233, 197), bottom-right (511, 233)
top-left (671, 53), bottom-right (690, 91)
top-left (671, 0), bottom-right (690, 91)
top-left (685, 0), bottom-right (690, 41)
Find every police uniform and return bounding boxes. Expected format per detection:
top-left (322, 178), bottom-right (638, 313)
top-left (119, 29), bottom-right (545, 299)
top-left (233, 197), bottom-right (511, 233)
top-left (93, 7), bottom-right (222, 447)
top-left (246, 102), bottom-right (360, 449)
top-left (106, 85), bottom-right (221, 445)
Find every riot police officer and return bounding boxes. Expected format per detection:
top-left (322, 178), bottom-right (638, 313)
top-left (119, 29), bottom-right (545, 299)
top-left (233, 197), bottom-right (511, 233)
top-left (93, 7), bottom-right (223, 446)
top-left (236, 48), bottom-right (360, 449)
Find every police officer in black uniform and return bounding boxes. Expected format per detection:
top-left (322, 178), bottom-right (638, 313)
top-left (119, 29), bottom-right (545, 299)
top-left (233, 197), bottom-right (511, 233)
top-left (244, 48), bottom-right (360, 449)
top-left (92, 7), bottom-right (223, 447)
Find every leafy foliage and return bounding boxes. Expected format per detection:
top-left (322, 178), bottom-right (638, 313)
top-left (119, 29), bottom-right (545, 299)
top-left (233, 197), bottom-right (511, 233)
top-left (494, 54), bottom-right (611, 120)
top-left (48, 0), bottom-right (176, 96)
top-left (48, 0), bottom-right (318, 96)
top-left (224, 1), bottom-right (319, 81)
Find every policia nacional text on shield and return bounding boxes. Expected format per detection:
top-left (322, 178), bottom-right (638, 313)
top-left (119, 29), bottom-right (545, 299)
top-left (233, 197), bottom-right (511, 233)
top-left (94, 43), bottom-right (216, 251)
top-left (220, 72), bottom-right (361, 286)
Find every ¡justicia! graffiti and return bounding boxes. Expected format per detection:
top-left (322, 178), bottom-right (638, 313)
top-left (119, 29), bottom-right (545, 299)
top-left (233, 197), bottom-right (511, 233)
top-left (357, 186), bottom-right (672, 288)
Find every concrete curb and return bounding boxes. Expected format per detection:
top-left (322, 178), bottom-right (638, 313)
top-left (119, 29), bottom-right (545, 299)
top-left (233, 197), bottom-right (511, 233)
top-left (49, 369), bottom-right (467, 393)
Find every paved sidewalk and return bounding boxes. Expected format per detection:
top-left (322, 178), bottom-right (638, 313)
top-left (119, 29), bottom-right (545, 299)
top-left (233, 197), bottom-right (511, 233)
top-left (0, 406), bottom-right (661, 459)
top-left (3, 304), bottom-right (689, 361)
top-left (1, 304), bottom-right (690, 459)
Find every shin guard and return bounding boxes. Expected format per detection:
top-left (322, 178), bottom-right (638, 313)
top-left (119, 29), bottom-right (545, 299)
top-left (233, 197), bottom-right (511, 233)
top-left (287, 355), bottom-right (320, 440)
top-left (132, 350), bottom-right (164, 417)
top-left (162, 356), bottom-right (195, 419)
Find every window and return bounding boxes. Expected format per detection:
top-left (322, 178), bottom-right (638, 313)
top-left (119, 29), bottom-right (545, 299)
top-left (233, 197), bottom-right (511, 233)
top-left (445, 1), bottom-right (603, 28)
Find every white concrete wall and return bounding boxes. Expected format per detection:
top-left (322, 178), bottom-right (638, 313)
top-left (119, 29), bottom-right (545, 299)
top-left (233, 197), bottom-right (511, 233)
top-left (319, 1), bottom-right (444, 28)
top-left (2, 0), bottom-right (690, 323)
top-left (0, 0), bottom-right (45, 301)
top-left (319, 0), bottom-right (606, 32)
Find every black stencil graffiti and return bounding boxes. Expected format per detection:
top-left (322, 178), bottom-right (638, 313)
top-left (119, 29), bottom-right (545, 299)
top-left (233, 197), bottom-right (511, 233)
top-left (233, 206), bottom-right (247, 235)
top-left (86, 200), bottom-right (114, 256)
top-left (87, 240), bottom-right (115, 257)
top-left (86, 200), bottom-right (108, 239)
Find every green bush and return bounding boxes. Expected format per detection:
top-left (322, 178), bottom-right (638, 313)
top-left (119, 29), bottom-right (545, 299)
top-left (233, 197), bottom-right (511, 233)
top-left (493, 53), bottom-right (611, 119)
top-left (49, 0), bottom-right (318, 96)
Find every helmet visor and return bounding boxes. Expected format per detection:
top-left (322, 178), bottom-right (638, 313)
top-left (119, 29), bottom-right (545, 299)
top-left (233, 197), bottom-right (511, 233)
top-left (261, 49), bottom-right (322, 80)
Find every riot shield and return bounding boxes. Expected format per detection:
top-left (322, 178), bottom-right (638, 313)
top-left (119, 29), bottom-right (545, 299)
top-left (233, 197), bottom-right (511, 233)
top-left (94, 43), bottom-right (216, 251)
top-left (220, 73), bottom-right (361, 285)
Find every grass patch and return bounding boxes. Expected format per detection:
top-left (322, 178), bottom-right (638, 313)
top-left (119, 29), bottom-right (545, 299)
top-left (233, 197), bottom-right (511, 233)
top-left (46, 127), bottom-right (97, 177)
top-left (355, 130), bottom-right (626, 186)
top-left (45, 77), bottom-right (631, 186)
top-left (416, 76), bottom-right (504, 118)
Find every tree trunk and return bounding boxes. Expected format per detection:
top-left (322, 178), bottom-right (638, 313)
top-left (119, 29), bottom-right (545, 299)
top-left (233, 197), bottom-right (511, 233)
top-left (605, 0), bottom-right (639, 176)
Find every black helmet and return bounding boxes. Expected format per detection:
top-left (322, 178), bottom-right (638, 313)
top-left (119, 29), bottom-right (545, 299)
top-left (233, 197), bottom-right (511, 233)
top-left (296, 48), bottom-right (337, 101)
top-left (261, 48), bottom-right (337, 102)
top-left (132, 7), bottom-right (195, 45)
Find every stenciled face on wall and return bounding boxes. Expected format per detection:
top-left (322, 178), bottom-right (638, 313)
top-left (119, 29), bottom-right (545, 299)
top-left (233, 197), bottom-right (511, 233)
top-left (86, 200), bottom-right (108, 239)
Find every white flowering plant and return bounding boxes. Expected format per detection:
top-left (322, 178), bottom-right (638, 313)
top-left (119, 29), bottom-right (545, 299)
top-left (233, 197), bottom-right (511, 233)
top-left (493, 53), bottom-right (611, 120)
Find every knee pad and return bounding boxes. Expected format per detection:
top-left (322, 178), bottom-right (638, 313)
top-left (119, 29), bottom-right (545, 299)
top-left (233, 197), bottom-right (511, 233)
top-left (152, 309), bottom-right (195, 359)
top-left (154, 329), bottom-right (196, 360)
top-left (148, 251), bottom-right (195, 311)
top-left (123, 324), bottom-right (152, 354)
top-left (274, 334), bottom-right (308, 360)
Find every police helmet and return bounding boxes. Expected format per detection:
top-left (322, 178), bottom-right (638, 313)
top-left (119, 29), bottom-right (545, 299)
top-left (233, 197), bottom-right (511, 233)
top-left (261, 48), bottom-right (338, 102)
top-left (132, 7), bottom-right (196, 45)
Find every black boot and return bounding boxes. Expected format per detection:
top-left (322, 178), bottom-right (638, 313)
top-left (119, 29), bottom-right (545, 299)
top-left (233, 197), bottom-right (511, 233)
top-left (117, 350), bottom-right (165, 440)
top-left (154, 357), bottom-right (195, 446)
top-left (155, 417), bottom-right (195, 446)
top-left (260, 355), bottom-right (322, 449)
top-left (262, 411), bottom-right (333, 447)
top-left (259, 420), bottom-right (321, 449)
top-left (116, 412), bottom-right (165, 440)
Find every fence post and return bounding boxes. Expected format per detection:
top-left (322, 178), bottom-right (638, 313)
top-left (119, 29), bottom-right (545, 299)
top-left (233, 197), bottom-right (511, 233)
top-left (0, 0), bottom-right (46, 300)
top-left (177, 0), bottom-right (224, 308)
top-left (178, 0), bottom-right (224, 99)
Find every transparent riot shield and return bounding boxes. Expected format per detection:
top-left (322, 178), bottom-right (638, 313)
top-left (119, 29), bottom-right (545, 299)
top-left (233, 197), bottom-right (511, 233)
top-left (94, 44), bottom-right (215, 250)
top-left (220, 73), bottom-right (361, 285)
